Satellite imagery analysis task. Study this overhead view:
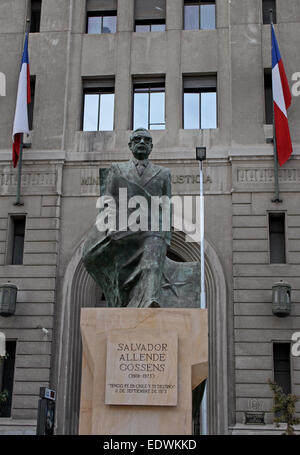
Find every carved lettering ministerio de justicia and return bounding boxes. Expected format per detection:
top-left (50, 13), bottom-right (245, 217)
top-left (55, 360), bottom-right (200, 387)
top-left (80, 173), bottom-right (212, 187)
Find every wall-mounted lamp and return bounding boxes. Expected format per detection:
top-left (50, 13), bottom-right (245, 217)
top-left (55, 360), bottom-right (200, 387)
top-left (0, 282), bottom-right (18, 317)
top-left (272, 280), bottom-right (291, 317)
top-left (196, 147), bottom-right (207, 162)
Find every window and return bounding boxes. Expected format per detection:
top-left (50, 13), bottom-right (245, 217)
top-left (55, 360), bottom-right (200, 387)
top-left (86, 0), bottom-right (117, 34)
top-left (263, 0), bottom-right (276, 24)
top-left (184, 1), bottom-right (216, 30)
top-left (29, 0), bottom-right (42, 33)
top-left (6, 216), bottom-right (26, 265)
top-left (264, 69), bottom-right (273, 125)
top-left (273, 343), bottom-right (291, 395)
top-left (28, 76), bottom-right (36, 131)
top-left (82, 79), bottom-right (115, 131)
top-left (183, 75), bottom-right (217, 129)
top-left (0, 341), bottom-right (16, 418)
top-left (87, 11), bottom-right (117, 34)
top-left (134, 0), bottom-right (166, 32)
top-left (133, 78), bottom-right (165, 130)
top-left (269, 213), bottom-right (286, 264)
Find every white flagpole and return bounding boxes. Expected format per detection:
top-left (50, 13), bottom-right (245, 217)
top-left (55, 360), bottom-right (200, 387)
top-left (196, 147), bottom-right (207, 435)
top-left (199, 158), bottom-right (207, 436)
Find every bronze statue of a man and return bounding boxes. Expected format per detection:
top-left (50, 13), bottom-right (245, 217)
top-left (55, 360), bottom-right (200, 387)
top-left (82, 128), bottom-right (172, 308)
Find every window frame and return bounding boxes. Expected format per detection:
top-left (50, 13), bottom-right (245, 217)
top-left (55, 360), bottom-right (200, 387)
top-left (268, 211), bottom-right (287, 265)
top-left (29, 0), bottom-right (42, 33)
top-left (183, 75), bottom-right (218, 129)
top-left (132, 80), bottom-right (166, 131)
top-left (81, 79), bottom-right (116, 133)
top-left (86, 10), bottom-right (117, 34)
top-left (272, 341), bottom-right (292, 408)
top-left (262, 0), bottom-right (277, 25)
top-left (0, 340), bottom-right (17, 418)
top-left (5, 215), bottom-right (26, 266)
top-left (183, 0), bottom-right (216, 31)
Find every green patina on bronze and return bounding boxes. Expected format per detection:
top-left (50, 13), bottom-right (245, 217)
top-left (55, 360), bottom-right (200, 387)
top-left (82, 129), bottom-right (201, 309)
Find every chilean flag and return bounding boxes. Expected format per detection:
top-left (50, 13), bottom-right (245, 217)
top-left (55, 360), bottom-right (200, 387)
top-left (12, 33), bottom-right (31, 168)
top-left (272, 25), bottom-right (293, 166)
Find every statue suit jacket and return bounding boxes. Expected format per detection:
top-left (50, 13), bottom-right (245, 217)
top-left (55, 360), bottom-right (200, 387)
top-left (101, 158), bottom-right (172, 245)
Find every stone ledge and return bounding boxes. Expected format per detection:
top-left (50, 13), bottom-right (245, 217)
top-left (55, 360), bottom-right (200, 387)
top-left (0, 419), bottom-right (37, 435)
top-left (229, 424), bottom-right (300, 435)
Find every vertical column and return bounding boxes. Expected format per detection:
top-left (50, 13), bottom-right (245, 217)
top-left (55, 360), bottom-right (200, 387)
top-left (114, 0), bottom-right (134, 140)
top-left (165, 0), bottom-right (183, 145)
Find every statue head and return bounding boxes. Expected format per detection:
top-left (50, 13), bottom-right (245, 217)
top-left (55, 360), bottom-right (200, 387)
top-left (128, 128), bottom-right (153, 161)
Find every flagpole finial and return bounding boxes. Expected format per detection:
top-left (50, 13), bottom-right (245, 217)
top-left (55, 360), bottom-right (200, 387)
top-left (269, 8), bottom-right (273, 24)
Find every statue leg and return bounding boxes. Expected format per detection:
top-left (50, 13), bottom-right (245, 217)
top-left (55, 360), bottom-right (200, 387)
top-left (126, 236), bottom-right (167, 308)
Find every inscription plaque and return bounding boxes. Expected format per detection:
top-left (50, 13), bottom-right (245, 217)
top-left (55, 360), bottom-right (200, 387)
top-left (245, 412), bottom-right (265, 425)
top-left (105, 330), bottom-right (178, 406)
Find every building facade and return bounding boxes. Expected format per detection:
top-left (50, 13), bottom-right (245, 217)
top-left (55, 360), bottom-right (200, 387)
top-left (0, 0), bottom-right (300, 435)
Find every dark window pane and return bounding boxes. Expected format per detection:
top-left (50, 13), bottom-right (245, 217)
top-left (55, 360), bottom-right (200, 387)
top-left (269, 213), bottom-right (286, 264)
top-left (88, 16), bottom-right (101, 34)
top-left (12, 217), bottom-right (26, 265)
top-left (184, 5), bottom-right (199, 30)
top-left (201, 92), bottom-right (217, 128)
top-left (264, 69), bottom-right (273, 124)
top-left (102, 16), bottom-right (117, 33)
top-left (83, 94), bottom-right (99, 131)
top-left (273, 343), bottom-right (291, 395)
top-left (200, 4), bottom-right (215, 30)
top-left (99, 94), bottom-right (114, 130)
top-left (184, 93), bottom-right (200, 129)
top-left (263, 0), bottom-right (276, 24)
top-left (0, 341), bottom-right (16, 418)
top-left (30, 0), bottom-right (42, 33)
top-left (28, 76), bottom-right (36, 131)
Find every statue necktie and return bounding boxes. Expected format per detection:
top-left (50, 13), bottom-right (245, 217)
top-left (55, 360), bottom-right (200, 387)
top-left (136, 162), bottom-right (146, 176)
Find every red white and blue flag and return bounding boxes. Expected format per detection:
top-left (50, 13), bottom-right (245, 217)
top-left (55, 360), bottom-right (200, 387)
top-left (271, 25), bottom-right (293, 166)
top-left (12, 33), bottom-right (31, 168)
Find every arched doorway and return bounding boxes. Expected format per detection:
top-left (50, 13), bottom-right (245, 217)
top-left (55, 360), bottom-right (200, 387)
top-left (55, 231), bottom-right (228, 435)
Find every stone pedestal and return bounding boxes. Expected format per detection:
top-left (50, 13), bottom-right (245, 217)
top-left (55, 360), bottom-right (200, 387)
top-left (79, 308), bottom-right (208, 435)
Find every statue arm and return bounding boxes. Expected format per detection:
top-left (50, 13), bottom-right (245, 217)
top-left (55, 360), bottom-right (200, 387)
top-left (102, 164), bottom-right (118, 197)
